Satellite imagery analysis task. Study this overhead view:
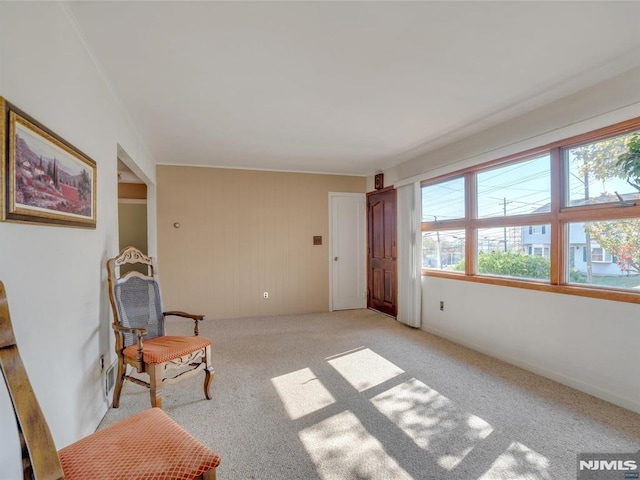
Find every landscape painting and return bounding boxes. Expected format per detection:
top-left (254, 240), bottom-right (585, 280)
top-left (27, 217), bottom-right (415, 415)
top-left (6, 110), bottom-right (96, 228)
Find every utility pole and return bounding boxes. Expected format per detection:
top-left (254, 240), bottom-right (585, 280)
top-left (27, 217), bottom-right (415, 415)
top-left (502, 197), bottom-right (508, 252)
top-left (434, 216), bottom-right (442, 269)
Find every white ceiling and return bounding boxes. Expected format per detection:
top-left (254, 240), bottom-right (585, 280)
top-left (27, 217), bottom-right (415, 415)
top-left (68, 1), bottom-right (640, 176)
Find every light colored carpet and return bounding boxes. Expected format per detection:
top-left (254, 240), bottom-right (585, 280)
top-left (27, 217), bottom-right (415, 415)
top-left (99, 309), bottom-right (640, 480)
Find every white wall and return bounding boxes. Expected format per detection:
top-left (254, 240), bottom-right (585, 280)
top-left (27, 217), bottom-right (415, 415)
top-left (384, 67), bottom-right (640, 414)
top-left (0, 3), bottom-right (156, 471)
top-left (422, 278), bottom-right (640, 413)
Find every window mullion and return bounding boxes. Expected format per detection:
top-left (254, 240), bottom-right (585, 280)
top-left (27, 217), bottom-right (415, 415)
top-left (472, 213), bottom-right (553, 229)
top-left (550, 147), bottom-right (562, 285)
top-left (466, 171), bottom-right (476, 275)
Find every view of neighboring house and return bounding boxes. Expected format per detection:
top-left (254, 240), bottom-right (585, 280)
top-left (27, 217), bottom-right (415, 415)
top-left (424, 224), bottom-right (625, 276)
top-left (522, 192), bottom-right (640, 277)
top-left (522, 223), bottom-right (621, 276)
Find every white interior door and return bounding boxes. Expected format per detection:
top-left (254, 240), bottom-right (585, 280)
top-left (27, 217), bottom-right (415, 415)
top-left (330, 193), bottom-right (366, 311)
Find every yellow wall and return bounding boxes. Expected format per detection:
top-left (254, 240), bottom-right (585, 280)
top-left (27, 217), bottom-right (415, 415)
top-left (157, 166), bottom-right (366, 319)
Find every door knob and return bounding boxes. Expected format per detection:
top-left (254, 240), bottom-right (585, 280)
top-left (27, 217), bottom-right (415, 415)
top-left (334, 257), bottom-right (339, 261)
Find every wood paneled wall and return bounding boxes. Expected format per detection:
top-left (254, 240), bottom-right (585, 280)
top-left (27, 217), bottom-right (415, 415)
top-left (118, 182), bottom-right (147, 200)
top-left (118, 203), bottom-right (148, 253)
top-left (157, 166), bottom-right (366, 319)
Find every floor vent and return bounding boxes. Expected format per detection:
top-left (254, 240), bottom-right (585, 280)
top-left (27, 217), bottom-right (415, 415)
top-left (105, 362), bottom-right (116, 395)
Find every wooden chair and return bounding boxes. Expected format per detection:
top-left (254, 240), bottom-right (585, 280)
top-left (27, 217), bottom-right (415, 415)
top-left (0, 280), bottom-right (221, 480)
top-left (107, 246), bottom-right (214, 408)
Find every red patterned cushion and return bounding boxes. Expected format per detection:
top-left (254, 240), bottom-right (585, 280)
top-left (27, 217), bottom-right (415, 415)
top-left (123, 336), bottom-right (211, 364)
top-left (58, 408), bottom-right (220, 480)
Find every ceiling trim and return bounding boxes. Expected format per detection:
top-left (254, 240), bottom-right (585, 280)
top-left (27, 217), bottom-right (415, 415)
top-left (156, 162), bottom-right (367, 178)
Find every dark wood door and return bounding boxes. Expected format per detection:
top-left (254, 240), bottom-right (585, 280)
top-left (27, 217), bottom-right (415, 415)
top-left (367, 187), bottom-right (397, 317)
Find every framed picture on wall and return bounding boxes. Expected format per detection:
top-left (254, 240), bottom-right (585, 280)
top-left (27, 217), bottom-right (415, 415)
top-left (0, 98), bottom-right (5, 222)
top-left (374, 172), bottom-right (384, 190)
top-left (1, 97), bottom-right (97, 228)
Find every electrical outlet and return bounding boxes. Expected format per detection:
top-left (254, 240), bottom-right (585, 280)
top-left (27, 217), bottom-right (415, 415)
top-left (440, 301), bottom-right (444, 311)
top-left (263, 292), bottom-right (269, 299)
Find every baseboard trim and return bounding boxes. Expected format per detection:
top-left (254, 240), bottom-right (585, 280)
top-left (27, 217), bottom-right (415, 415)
top-left (421, 325), bottom-right (640, 415)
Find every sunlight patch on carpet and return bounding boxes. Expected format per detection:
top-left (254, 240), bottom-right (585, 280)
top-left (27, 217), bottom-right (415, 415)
top-left (370, 378), bottom-right (493, 470)
top-left (327, 347), bottom-right (404, 392)
top-left (271, 368), bottom-right (336, 420)
top-left (299, 410), bottom-right (414, 480)
top-left (478, 441), bottom-right (551, 480)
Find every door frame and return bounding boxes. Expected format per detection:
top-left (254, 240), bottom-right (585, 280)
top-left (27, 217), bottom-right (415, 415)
top-left (328, 192), bottom-right (366, 312)
top-left (117, 145), bottom-right (157, 258)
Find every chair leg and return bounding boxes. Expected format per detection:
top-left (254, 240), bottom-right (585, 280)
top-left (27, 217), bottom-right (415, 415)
top-left (112, 358), bottom-right (127, 408)
top-left (203, 345), bottom-right (214, 400)
top-left (201, 468), bottom-right (217, 480)
top-left (148, 363), bottom-right (164, 408)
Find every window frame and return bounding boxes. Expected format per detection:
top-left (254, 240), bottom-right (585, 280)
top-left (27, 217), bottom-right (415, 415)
top-left (421, 116), bottom-right (640, 304)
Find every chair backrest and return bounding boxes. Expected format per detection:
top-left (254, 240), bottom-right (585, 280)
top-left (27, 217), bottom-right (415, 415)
top-left (0, 281), bottom-right (65, 480)
top-left (107, 247), bottom-right (165, 347)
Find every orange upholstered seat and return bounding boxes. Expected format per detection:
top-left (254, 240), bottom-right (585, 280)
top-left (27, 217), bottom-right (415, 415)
top-left (124, 336), bottom-right (212, 364)
top-left (59, 408), bottom-right (221, 480)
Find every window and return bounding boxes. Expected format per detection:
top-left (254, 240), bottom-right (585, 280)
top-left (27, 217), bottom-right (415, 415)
top-left (530, 245), bottom-right (550, 258)
top-left (422, 229), bottom-right (465, 271)
top-left (528, 225), bottom-right (546, 235)
top-left (590, 247), bottom-right (612, 263)
top-left (422, 176), bottom-right (465, 222)
top-left (567, 219), bottom-right (640, 289)
top-left (421, 118), bottom-right (640, 303)
top-left (564, 131), bottom-right (640, 207)
top-left (477, 155), bottom-right (551, 218)
top-left (476, 226), bottom-right (551, 280)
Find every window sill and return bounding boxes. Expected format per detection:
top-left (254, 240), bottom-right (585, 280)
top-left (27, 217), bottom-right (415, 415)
top-left (421, 269), bottom-right (640, 304)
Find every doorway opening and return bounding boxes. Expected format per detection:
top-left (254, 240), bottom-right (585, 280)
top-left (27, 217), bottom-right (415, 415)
top-left (117, 157), bottom-right (147, 273)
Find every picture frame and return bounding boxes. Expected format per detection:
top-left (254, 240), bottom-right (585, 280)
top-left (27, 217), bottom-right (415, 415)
top-left (0, 98), bottom-right (5, 222)
top-left (374, 172), bottom-right (384, 190)
top-left (1, 98), bottom-right (97, 228)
